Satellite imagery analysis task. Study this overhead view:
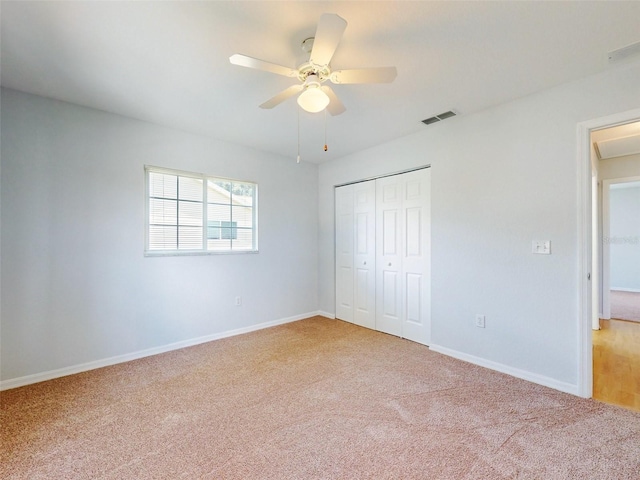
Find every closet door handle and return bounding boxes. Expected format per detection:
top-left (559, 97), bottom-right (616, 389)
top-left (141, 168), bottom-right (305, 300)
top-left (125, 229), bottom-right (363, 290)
top-left (388, 263), bottom-right (392, 267)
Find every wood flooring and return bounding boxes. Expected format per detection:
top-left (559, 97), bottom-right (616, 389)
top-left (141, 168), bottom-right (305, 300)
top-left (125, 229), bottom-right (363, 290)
top-left (593, 318), bottom-right (640, 412)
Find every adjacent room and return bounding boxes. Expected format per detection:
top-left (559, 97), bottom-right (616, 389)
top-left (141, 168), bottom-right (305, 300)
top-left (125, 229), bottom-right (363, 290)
top-left (590, 122), bottom-right (640, 411)
top-left (2, 1), bottom-right (640, 478)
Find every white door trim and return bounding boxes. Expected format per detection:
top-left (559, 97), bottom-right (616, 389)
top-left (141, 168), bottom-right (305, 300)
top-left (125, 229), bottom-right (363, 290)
top-left (576, 108), bottom-right (640, 398)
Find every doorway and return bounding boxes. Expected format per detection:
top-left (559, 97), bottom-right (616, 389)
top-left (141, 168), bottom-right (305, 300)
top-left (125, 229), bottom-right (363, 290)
top-left (577, 109), bottom-right (640, 399)
top-left (580, 115), bottom-right (640, 409)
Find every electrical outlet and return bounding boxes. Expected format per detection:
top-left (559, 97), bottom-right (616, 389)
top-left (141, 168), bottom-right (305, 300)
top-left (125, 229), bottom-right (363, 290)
top-left (475, 315), bottom-right (486, 328)
top-left (235, 296), bottom-right (242, 306)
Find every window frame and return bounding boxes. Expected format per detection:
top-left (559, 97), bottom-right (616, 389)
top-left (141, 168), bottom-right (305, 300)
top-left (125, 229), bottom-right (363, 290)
top-left (145, 165), bottom-right (258, 256)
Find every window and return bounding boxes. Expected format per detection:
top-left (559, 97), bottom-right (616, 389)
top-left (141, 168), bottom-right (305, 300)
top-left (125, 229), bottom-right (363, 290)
top-left (146, 166), bottom-right (257, 254)
top-left (207, 221), bottom-right (237, 240)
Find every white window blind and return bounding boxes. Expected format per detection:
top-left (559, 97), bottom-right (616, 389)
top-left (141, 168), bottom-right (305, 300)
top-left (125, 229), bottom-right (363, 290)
top-left (146, 167), bottom-right (257, 254)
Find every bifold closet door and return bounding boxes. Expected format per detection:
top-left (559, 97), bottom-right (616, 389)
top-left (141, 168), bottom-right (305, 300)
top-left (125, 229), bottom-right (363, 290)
top-left (336, 169), bottom-right (430, 345)
top-left (376, 169), bottom-right (431, 345)
top-left (335, 180), bottom-right (376, 329)
top-left (375, 175), bottom-right (403, 337)
top-left (335, 185), bottom-right (355, 323)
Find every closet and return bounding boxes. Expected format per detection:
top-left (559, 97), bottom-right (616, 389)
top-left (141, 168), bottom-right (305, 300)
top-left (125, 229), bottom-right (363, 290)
top-left (335, 168), bottom-right (431, 345)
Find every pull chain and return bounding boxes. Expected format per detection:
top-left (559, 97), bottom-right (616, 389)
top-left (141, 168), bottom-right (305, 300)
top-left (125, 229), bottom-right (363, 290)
top-left (324, 108), bottom-right (328, 152)
top-left (296, 106), bottom-right (301, 163)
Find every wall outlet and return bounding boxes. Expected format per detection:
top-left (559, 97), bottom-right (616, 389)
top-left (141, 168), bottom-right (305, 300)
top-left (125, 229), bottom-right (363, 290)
top-left (475, 314), bottom-right (486, 328)
top-left (235, 296), bottom-right (242, 306)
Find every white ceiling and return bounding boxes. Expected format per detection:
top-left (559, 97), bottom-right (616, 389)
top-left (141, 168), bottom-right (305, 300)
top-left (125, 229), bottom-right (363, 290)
top-left (2, 1), bottom-right (640, 164)
top-left (592, 121), bottom-right (640, 161)
top-left (610, 181), bottom-right (640, 190)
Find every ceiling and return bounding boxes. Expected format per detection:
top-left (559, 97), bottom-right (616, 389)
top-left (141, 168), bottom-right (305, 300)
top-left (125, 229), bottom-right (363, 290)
top-left (592, 121), bottom-right (640, 161)
top-left (2, 1), bottom-right (640, 164)
top-left (610, 181), bottom-right (640, 190)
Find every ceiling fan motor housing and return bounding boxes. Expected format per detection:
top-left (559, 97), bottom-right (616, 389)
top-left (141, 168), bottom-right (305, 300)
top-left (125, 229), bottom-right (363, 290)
top-left (298, 38), bottom-right (331, 83)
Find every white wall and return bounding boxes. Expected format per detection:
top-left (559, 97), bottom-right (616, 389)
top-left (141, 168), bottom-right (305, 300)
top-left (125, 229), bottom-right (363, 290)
top-left (3, 61), bottom-right (640, 394)
top-left (318, 62), bottom-right (640, 392)
top-left (1, 88), bottom-right (319, 383)
top-left (609, 185), bottom-right (640, 291)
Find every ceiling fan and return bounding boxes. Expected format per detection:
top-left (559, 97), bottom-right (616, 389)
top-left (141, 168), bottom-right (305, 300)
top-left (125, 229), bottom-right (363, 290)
top-left (229, 13), bottom-right (397, 115)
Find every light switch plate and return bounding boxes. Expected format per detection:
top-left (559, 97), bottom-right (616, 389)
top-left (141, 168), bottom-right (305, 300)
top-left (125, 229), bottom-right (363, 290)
top-left (532, 240), bottom-right (551, 255)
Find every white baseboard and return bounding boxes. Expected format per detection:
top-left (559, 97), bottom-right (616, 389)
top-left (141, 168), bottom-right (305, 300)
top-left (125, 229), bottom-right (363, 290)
top-left (428, 344), bottom-right (579, 396)
top-left (0, 311), bottom-right (323, 391)
top-left (611, 287), bottom-right (640, 293)
top-left (317, 311), bottom-right (336, 319)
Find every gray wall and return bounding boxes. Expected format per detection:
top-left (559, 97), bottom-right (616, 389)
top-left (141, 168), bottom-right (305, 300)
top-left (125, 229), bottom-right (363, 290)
top-left (1, 88), bottom-right (319, 382)
top-left (318, 62), bottom-right (640, 392)
top-left (610, 184), bottom-right (640, 291)
top-left (3, 60), bottom-right (640, 393)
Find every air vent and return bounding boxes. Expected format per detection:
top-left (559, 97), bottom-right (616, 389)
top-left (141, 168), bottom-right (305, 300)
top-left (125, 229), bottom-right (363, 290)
top-left (608, 41), bottom-right (640, 63)
top-left (422, 110), bottom-right (457, 125)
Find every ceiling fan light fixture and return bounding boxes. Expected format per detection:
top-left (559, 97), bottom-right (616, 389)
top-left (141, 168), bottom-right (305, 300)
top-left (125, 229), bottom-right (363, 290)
top-left (297, 85), bottom-right (330, 113)
top-left (230, 13), bottom-right (396, 116)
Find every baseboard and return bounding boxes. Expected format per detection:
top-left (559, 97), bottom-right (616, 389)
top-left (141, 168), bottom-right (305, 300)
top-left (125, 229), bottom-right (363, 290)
top-left (428, 344), bottom-right (579, 396)
top-left (317, 311), bottom-right (336, 319)
top-left (0, 311), bottom-right (322, 391)
top-left (611, 287), bottom-right (640, 293)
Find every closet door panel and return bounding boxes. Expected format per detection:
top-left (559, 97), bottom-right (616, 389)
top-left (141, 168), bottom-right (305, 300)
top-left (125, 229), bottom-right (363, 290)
top-left (382, 270), bottom-right (400, 317)
top-left (405, 207), bottom-right (422, 256)
top-left (336, 180), bottom-right (375, 328)
top-left (382, 210), bottom-right (399, 255)
top-left (376, 176), bottom-right (403, 337)
top-left (401, 169), bottom-right (431, 345)
top-left (335, 185), bottom-right (354, 322)
top-left (405, 273), bottom-right (422, 324)
top-left (353, 180), bottom-right (376, 328)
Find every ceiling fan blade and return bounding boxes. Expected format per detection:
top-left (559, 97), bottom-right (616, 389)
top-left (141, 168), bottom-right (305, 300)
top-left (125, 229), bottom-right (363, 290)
top-left (321, 86), bottom-right (346, 116)
top-left (259, 84), bottom-right (304, 109)
top-left (330, 67), bottom-right (397, 84)
top-left (229, 54), bottom-right (297, 78)
top-left (310, 13), bottom-right (347, 66)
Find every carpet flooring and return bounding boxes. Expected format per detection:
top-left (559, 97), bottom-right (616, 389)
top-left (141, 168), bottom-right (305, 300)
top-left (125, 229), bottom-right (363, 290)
top-left (610, 290), bottom-right (640, 323)
top-left (2, 316), bottom-right (639, 479)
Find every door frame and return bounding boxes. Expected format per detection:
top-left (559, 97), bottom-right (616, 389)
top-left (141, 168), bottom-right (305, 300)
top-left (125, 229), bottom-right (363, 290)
top-left (577, 107), bottom-right (640, 398)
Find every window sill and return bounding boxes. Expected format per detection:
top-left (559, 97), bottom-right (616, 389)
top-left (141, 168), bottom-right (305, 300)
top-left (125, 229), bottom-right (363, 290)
top-left (144, 249), bottom-right (259, 257)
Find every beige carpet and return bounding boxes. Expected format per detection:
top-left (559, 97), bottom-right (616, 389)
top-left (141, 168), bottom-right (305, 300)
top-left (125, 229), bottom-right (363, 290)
top-left (611, 290), bottom-right (640, 323)
top-left (2, 317), bottom-right (639, 479)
